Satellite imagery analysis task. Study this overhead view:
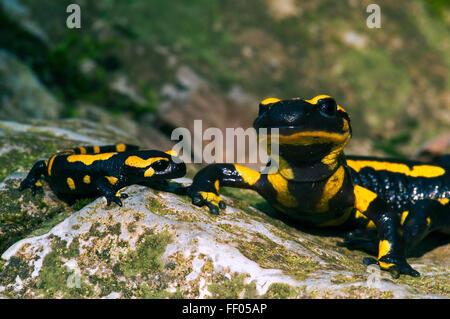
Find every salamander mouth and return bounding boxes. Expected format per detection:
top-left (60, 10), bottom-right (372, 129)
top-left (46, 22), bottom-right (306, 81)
top-left (258, 126), bottom-right (350, 145)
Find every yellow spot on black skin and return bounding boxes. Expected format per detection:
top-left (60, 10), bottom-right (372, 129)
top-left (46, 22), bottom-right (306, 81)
top-left (277, 158), bottom-right (294, 180)
top-left (234, 164), bottom-right (261, 186)
top-left (47, 154), bottom-right (57, 176)
top-left (366, 220), bottom-right (376, 229)
top-left (78, 146), bottom-right (87, 154)
top-left (321, 144), bottom-right (347, 169)
top-left (316, 166), bottom-right (345, 212)
top-left (267, 173), bottom-right (297, 207)
top-left (341, 119), bottom-right (349, 132)
top-left (354, 210), bottom-right (376, 229)
top-left (347, 160), bottom-right (445, 178)
top-left (379, 261), bottom-right (395, 270)
top-left (93, 146), bottom-right (100, 154)
top-left (354, 210), bottom-right (365, 219)
top-left (261, 97), bottom-right (281, 105)
top-left (305, 94), bottom-right (347, 112)
top-left (67, 177), bottom-right (76, 190)
top-left (144, 167), bottom-right (155, 177)
top-left (354, 185), bottom-right (377, 213)
top-left (67, 153), bottom-right (117, 165)
top-left (400, 211), bottom-right (409, 225)
top-left (305, 94), bottom-right (331, 105)
top-left (83, 175), bottom-right (91, 184)
top-left (378, 240), bottom-right (391, 260)
top-left (116, 143), bottom-right (126, 152)
top-left (438, 198), bottom-right (449, 205)
top-left (378, 240), bottom-right (395, 270)
top-left (199, 191), bottom-right (222, 207)
top-left (214, 180), bottom-right (219, 192)
top-left (34, 180), bottom-right (43, 187)
top-left (106, 176), bottom-right (118, 185)
top-left (165, 150), bottom-right (178, 157)
top-left (124, 156), bottom-right (168, 168)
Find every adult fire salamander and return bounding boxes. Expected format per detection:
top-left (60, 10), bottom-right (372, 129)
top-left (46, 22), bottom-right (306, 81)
top-left (188, 95), bottom-right (449, 277)
top-left (19, 144), bottom-right (186, 206)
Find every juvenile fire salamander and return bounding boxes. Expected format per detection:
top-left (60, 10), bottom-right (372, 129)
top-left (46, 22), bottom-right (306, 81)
top-left (188, 95), bottom-right (449, 277)
top-left (19, 144), bottom-right (186, 206)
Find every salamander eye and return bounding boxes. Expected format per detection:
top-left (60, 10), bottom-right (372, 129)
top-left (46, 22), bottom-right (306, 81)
top-left (318, 98), bottom-right (337, 117)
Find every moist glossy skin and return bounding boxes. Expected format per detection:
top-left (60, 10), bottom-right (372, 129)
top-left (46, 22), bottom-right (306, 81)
top-left (19, 144), bottom-right (186, 206)
top-left (188, 95), bottom-right (449, 278)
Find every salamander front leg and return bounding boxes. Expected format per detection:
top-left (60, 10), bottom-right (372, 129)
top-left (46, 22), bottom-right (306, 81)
top-left (188, 164), bottom-right (261, 215)
top-left (18, 160), bottom-right (47, 196)
top-left (95, 177), bottom-right (126, 206)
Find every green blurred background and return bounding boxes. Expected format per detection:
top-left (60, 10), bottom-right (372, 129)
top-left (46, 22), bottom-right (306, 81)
top-left (0, 0), bottom-right (449, 160)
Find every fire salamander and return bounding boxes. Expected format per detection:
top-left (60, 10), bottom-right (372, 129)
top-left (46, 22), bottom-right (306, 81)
top-left (188, 95), bottom-right (449, 278)
top-left (19, 144), bottom-right (186, 206)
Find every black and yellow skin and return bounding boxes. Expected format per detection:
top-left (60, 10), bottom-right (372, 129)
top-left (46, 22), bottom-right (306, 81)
top-left (188, 95), bottom-right (449, 278)
top-left (19, 144), bottom-right (186, 206)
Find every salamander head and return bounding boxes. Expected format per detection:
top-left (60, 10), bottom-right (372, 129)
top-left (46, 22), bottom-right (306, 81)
top-left (124, 150), bottom-right (186, 180)
top-left (253, 95), bottom-right (352, 163)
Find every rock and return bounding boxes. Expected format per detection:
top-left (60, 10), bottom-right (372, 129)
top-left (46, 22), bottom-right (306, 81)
top-left (137, 125), bottom-right (176, 152)
top-left (265, 0), bottom-right (302, 20)
top-left (0, 175), bottom-right (448, 298)
top-left (414, 133), bottom-right (450, 163)
top-left (0, 50), bottom-right (62, 120)
top-left (157, 75), bottom-right (259, 165)
top-left (1, 0), bottom-right (49, 43)
top-left (175, 66), bottom-right (206, 92)
top-left (342, 31), bottom-right (368, 49)
top-left (0, 119), bottom-right (139, 254)
top-left (110, 75), bottom-right (147, 106)
top-left (76, 103), bottom-right (140, 138)
top-left (227, 85), bottom-right (258, 107)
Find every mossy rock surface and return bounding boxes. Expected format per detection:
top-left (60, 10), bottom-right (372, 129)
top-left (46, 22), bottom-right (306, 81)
top-left (0, 50), bottom-right (62, 121)
top-left (0, 177), bottom-right (448, 299)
